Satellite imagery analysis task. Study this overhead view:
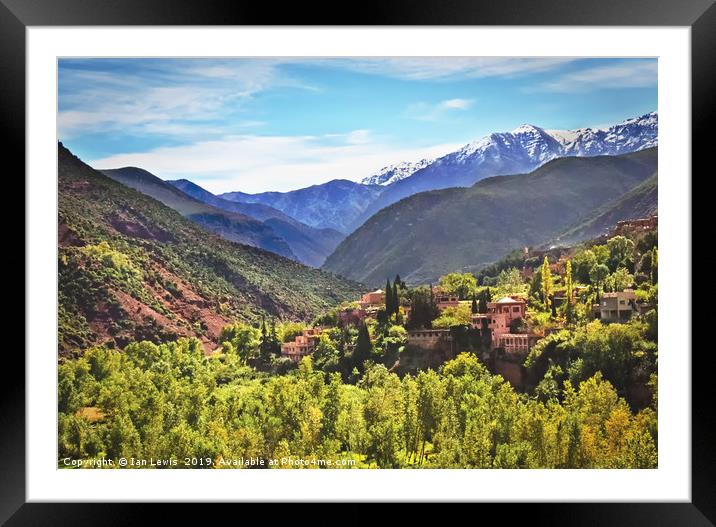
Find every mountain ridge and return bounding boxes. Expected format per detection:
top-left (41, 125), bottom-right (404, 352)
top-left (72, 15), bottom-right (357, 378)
top-left (323, 147), bottom-right (658, 286)
top-left (102, 167), bottom-right (296, 260)
top-left (168, 178), bottom-right (344, 267)
top-left (348, 112), bottom-right (657, 231)
top-left (59, 143), bottom-right (362, 355)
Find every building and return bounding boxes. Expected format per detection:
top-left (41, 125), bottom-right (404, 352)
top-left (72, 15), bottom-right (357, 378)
top-left (358, 289), bottom-right (385, 309)
top-left (612, 215), bottom-right (658, 237)
top-left (493, 333), bottom-right (540, 353)
top-left (338, 307), bottom-right (367, 327)
top-left (471, 296), bottom-right (538, 352)
top-left (599, 291), bottom-right (638, 322)
top-left (281, 327), bottom-right (322, 363)
top-left (407, 328), bottom-right (453, 350)
top-left (435, 295), bottom-right (460, 312)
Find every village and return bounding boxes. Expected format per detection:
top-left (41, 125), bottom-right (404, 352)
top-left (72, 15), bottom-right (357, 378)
top-left (278, 216), bottom-right (658, 385)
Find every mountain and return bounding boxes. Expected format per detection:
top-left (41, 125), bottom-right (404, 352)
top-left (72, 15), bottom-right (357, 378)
top-left (101, 167), bottom-right (295, 260)
top-left (549, 172), bottom-right (658, 247)
top-left (548, 111), bottom-right (658, 156)
top-left (323, 148), bottom-right (658, 286)
top-left (350, 112), bottom-right (658, 231)
top-left (169, 179), bottom-right (344, 267)
top-left (360, 158), bottom-right (434, 186)
top-left (59, 143), bottom-right (362, 355)
top-left (220, 179), bottom-right (383, 234)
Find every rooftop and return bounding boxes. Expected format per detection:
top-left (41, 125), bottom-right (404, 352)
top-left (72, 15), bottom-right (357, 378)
top-left (496, 296), bottom-right (524, 303)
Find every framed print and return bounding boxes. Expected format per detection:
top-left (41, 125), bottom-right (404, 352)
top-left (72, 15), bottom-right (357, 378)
top-left (6, 0), bottom-right (713, 521)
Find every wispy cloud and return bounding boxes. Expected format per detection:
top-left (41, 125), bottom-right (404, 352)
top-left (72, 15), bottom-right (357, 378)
top-left (318, 57), bottom-right (578, 81)
top-left (58, 59), bottom-right (309, 139)
top-left (406, 98), bottom-right (474, 121)
top-left (534, 60), bottom-right (657, 92)
top-left (89, 132), bottom-right (462, 194)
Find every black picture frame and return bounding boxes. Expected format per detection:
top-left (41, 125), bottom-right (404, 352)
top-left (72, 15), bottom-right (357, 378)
top-left (5, 0), bottom-right (711, 522)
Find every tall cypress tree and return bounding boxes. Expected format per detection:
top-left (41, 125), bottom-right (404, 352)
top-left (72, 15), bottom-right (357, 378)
top-left (392, 281), bottom-right (399, 318)
top-left (541, 256), bottom-right (553, 312)
top-left (478, 290), bottom-right (488, 314)
top-left (385, 278), bottom-right (394, 317)
top-left (353, 322), bottom-right (373, 373)
top-left (471, 294), bottom-right (478, 314)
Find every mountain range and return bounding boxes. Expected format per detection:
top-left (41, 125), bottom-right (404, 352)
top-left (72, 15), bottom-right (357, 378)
top-left (348, 112), bottom-right (657, 231)
top-left (168, 179), bottom-right (344, 267)
top-left (322, 148), bottom-right (658, 286)
top-left (220, 179), bottom-right (383, 234)
top-left (213, 112), bottom-right (656, 236)
top-left (90, 111), bottom-right (657, 284)
top-left (59, 144), bottom-right (361, 355)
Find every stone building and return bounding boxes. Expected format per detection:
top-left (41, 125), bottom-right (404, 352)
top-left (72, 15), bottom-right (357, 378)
top-left (406, 328), bottom-right (453, 351)
top-left (599, 290), bottom-right (638, 322)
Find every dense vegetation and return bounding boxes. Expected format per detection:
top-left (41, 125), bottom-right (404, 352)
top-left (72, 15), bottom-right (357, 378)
top-left (323, 148), bottom-right (657, 286)
top-left (60, 224), bottom-right (658, 469)
top-left (58, 144), bottom-right (362, 355)
top-left (59, 347), bottom-right (656, 469)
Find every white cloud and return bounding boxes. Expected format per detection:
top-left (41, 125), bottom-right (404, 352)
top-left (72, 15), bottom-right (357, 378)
top-left (316, 57), bottom-right (578, 81)
top-left (89, 133), bottom-right (462, 194)
top-left (406, 98), bottom-right (474, 121)
top-left (534, 60), bottom-right (657, 92)
top-left (57, 59), bottom-right (311, 139)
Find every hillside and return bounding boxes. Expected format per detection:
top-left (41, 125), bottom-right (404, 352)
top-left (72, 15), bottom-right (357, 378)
top-left (169, 179), bottom-right (344, 267)
top-left (549, 173), bottom-right (658, 247)
top-left (220, 179), bottom-right (383, 234)
top-left (101, 168), bottom-right (295, 260)
top-left (323, 148), bottom-right (657, 286)
top-left (59, 144), bottom-right (362, 355)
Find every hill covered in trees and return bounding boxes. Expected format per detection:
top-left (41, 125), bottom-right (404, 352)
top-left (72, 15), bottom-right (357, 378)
top-left (59, 144), bottom-right (362, 355)
top-left (323, 148), bottom-right (657, 286)
top-left (101, 167), bottom-right (295, 260)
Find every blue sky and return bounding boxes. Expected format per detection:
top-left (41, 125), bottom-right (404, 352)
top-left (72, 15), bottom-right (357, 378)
top-left (58, 57), bottom-right (657, 193)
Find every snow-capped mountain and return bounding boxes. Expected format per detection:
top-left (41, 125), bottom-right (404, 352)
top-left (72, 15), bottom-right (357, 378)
top-left (548, 111), bottom-right (658, 157)
top-left (361, 158), bottom-right (434, 186)
top-left (349, 112), bottom-right (657, 231)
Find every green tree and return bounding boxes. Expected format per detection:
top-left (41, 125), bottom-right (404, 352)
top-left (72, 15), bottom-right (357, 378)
top-left (385, 278), bottom-right (394, 318)
top-left (353, 322), bottom-right (373, 373)
top-left (607, 235), bottom-right (635, 272)
top-left (541, 257), bottom-right (553, 312)
top-left (392, 281), bottom-right (399, 317)
top-left (651, 247), bottom-right (658, 284)
top-left (604, 267), bottom-right (634, 292)
top-left (589, 263), bottom-right (610, 290)
top-left (439, 273), bottom-right (477, 300)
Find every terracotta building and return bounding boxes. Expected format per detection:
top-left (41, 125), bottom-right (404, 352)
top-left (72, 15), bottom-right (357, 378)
top-left (471, 296), bottom-right (538, 352)
top-left (281, 327), bottom-right (322, 363)
top-left (435, 294), bottom-right (460, 311)
top-left (358, 289), bottom-right (385, 309)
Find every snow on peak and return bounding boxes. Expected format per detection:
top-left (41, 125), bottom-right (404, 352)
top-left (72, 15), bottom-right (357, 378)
top-left (358, 111), bottom-right (657, 186)
top-left (361, 158), bottom-right (434, 186)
